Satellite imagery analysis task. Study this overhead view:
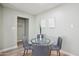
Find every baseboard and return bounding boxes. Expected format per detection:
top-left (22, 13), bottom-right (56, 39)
top-left (0, 45), bottom-right (17, 52)
top-left (17, 40), bottom-right (22, 42)
top-left (61, 50), bottom-right (75, 56)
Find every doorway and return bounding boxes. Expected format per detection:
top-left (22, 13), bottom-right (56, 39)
top-left (17, 17), bottom-right (29, 47)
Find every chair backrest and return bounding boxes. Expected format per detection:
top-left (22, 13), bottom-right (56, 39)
top-left (32, 44), bottom-right (49, 56)
top-left (57, 37), bottom-right (62, 49)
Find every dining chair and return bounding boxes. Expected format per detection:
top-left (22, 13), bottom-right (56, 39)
top-left (32, 44), bottom-right (49, 56)
top-left (49, 37), bottom-right (62, 56)
top-left (22, 38), bottom-right (32, 56)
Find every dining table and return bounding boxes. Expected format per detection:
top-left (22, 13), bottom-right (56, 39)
top-left (31, 37), bottom-right (51, 46)
top-left (30, 37), bottom-right (51, 56)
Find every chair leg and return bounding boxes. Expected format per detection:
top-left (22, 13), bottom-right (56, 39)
top-left (23, 50), bottom-right (26, 56)
top-left (57, 50), bottom-right (59, 56)
top-left (25, 50), bottom-right (28, 55)
top-left (57, 50), bottom-right (60, 56)
top-left (49, 50), bottom-right (51, 56)
top-left (59, 50), bottom-right (60, 56)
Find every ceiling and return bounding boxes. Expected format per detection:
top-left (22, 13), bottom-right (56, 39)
top-left (1, 3), bottom-right (61, 15)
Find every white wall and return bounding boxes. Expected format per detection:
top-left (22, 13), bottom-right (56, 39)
top-left (35, 4), bottom-right (79, 55)
top-left (1, 7), bottom-right (35, 50)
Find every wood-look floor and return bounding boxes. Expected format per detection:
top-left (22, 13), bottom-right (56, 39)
top-left (0, 42), bottom-right (68, 56)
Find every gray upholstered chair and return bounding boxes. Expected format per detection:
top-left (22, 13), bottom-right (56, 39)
top-left (49, 37), bottom-right (62, 56)
top-left (22, 39), bottom-right (32, 56)
top-left (32, 44), bottom-right (49, 56)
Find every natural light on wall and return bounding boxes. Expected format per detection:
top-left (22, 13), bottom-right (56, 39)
top-left (48, 17), bottom-right (55, 28)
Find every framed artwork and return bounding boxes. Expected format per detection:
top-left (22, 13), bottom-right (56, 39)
top-left (48, 17), bottom-right (55, 28)
top-left (40, 17), bottom-right (55, 28)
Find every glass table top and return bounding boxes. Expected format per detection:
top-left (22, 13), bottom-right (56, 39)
top-left (31, 38), bottom-right (51, 45)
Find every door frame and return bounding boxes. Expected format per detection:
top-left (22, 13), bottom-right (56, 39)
top-left (17, 16), bottom-right (29, 46)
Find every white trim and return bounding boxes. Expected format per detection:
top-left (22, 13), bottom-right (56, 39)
top-left (17, 40), bottom-right (22, 42)
top-left (61, 50), bottom-right (75, 56)
top-left (0, 46), bottom-right (17, 52)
